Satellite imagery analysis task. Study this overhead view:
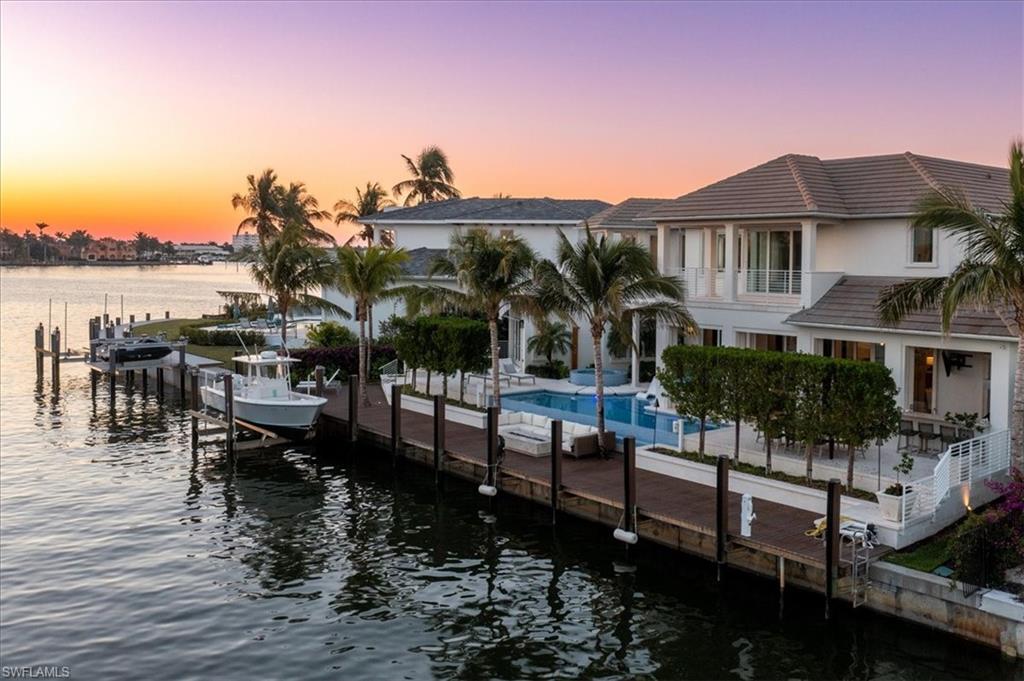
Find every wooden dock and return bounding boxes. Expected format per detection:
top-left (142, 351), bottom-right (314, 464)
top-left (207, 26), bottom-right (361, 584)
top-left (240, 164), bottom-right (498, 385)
top-left (320, 383), bottom-right (882, 606)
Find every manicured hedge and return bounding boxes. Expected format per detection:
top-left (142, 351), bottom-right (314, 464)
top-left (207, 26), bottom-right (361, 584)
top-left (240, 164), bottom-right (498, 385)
top-left (659, 345), bottom-right (899, 488)
top-left (290, 345), bottom-right (398, 381)
top-left (392, 316), bottom-right (490, 403)
top-left (181, 326), bottom-right (265, 347)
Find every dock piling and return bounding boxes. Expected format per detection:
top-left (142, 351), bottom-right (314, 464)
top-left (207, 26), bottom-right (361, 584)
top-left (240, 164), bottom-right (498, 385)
top-left (145, 312), bottom-right (151, 321)
top-left (315, 365), bottom-right (325, 397)
top-left (432, 394), bottom-right (445, 483)
top-left (34, 324), bottom-right (44, 377)
top-left (348, 380), bottom-right (359, 442)
top-left (390, 383), bottom-right (402, 459)
top-left (716, 454), bottom-right (730, 579)
top-left (614, 437), bottom-right (639, 544)
top-left (189, 369), bottom-right (199, 451)
top-left (178, 346), bottom-right (187, 401)
top-left (129, 314), bottom-right (135, 326)
top-left (165, 310), bottom-right (170, 319)
top-left (50, 328), bottom-right (60, 384)
top-left (223, 375), bottom-right (235, 457)
top-left (156, 367), bottom-right (165, 400)
top-left (550, 420), bottom-right (562, 524)
top-left (825, 478), bottom-right (842, 620)
top-left (479, 406), bottom-right (499, 497)
top-left (141, 367), bottom-right (148, 395)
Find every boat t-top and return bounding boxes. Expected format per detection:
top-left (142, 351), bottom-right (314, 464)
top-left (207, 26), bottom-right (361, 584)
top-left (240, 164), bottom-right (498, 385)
top-left (200, 350), bottom-right (327, 435)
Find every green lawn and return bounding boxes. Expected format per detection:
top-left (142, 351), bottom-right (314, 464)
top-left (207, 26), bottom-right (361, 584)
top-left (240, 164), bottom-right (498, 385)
top-left (884, 533), bottom-right (954, 573)
top-left (134, 317), bottom-right (243, 368)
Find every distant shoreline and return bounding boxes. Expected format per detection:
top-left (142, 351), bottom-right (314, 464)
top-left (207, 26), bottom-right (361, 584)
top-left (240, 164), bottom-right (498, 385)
top-left (0, 261), bottom-right (226, 268)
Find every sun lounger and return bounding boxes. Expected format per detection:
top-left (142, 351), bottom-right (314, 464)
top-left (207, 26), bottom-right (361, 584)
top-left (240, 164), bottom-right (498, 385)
top-left (500, 359), bottom-right (537, 385)
top-left (296, 368), bottom-right (341, 393)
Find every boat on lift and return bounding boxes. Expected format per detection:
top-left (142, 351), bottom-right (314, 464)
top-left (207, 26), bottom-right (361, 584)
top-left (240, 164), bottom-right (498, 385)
top-left (96, 336), bottom-right (175, 367)
top-left (200, 350), bottom-right (327, 435)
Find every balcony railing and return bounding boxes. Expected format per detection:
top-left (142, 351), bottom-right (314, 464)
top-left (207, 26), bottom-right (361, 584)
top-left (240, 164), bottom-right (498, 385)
top-left (669, 267), bottom-right (723, 299)
top-left (737, 269), bottom-right (802, 296)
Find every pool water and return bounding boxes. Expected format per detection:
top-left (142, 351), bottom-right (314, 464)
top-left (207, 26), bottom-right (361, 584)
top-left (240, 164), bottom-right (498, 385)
top-left (501, 390), bottom-right (716, 446)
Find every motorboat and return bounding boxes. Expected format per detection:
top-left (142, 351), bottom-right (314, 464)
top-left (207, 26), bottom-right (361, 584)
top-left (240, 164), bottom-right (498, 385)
top-left (199, 350), bottom-right (327, 435)
top-left (96, 336), bottom-right (175, 368)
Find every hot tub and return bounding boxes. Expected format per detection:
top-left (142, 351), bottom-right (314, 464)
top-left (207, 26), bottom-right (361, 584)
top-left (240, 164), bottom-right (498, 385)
top-left (569, 368), bottom-right (628, 387)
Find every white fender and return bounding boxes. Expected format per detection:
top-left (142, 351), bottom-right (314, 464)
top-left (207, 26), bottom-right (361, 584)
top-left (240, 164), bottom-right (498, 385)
top-left (613, 528), bottom-right (639, 544)
top-left (478, 484), bottom-right (497, 497)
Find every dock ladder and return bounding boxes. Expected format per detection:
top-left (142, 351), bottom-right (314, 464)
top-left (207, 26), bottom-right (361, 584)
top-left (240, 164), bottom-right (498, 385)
top-left (840, 522), bottom-right (875, 608)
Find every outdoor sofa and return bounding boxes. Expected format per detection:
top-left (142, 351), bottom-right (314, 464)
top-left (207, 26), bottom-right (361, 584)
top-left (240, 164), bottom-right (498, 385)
top-left (499, 412), bottom-right (610, 458)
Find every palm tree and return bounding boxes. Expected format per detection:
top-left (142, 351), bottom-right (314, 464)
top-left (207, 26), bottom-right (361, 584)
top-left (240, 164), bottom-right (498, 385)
top-left (392, 146), bottom-right (461, 207)
top-left (54, 231), bottom-right (67, 262)
top-left (334, 245), bottom-right (410, 405)
top-left (279, 181), bottom-right (335, 244)
top-left (527, 319), bottom-right (572, 373)
top-left (67, 229), bottom-right (92, 260)
top-left (877, 140), bottom-right (1024, 462)
top-left (334, 182), bottom-right (395, 246)
top-left (410, 228), bottom-right (537, 408)
top-left (35, 222), bottom-right (48, 262)
top-left (232, 169), bottom-right (282, 243)
top-left (536, 227), bottom-right (696, 438)
top-left (246, 221), bottom-right (347, 347)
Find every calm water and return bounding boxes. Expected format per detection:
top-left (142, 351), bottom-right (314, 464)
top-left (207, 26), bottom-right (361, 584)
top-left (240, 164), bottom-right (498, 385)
top-left (1, 266), bottom-right (1020, 680)
top-left (501, 390), bottom-right (717, 446)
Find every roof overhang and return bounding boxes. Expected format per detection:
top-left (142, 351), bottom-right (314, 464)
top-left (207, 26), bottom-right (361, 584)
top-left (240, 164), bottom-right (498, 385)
top-left (356, 218), bottom-right (585, 226)
top-left (784, 319), bottom-right (1013, 343)
top-left (641, 211), bottom-right (920, 223)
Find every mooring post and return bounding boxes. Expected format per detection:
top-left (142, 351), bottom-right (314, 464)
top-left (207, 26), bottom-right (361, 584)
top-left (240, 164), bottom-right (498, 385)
top-left (390, 383), bottom-right (402, 459)
top-left (115, 316), bottom-right (121, 328)
top-left (347, 379), bottom-right (359, 442)
top-left (102, 312), bottom-right (109, 328)
top-left (125, 369), bottom-right (134, 391)
top-left (189, 369), bottom-right (199, 451)
top-left (50, 328), bottom-right (61, 384)
top-left (716, 454), bottom-right (730, 580)
top-left (129, 314), bottom-right (135, 326)
top-left (624, 437), bottom-right (637, 535)
top-left (165, 310), bottom-right (170, 320)
top-left (156, 366), bottom-right (165, 400)
top-left (433, 394), bottom-right (445, 483)
top-left (551, 419), bottom-right (563, 524)
top-left (482, 405), bottom-right (499, 495)
top-left (825, 478), bottom-right (842, 620)
top-left (34, 323), bottom-right (44, 377)
top-left (106, 323), bottom-right (114, 339)
top-left (178, 345), bottom-right (187, 401)
top-left (315, 365), bottom-right (325, 397)
top-left (141, 367), bottom-right (149, 395)
top-left (145, 312), bottom-right (151, 322)
top-left (223, 374), bottom-right (235, 458)
top-left (108, 342), bottom-right (116, 395)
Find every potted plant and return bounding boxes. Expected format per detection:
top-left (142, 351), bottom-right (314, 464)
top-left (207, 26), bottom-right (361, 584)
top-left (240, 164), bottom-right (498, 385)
top-left (944, 411), bottom-right (986, 448)
top-left (876, 450), bottom-right (916, 521)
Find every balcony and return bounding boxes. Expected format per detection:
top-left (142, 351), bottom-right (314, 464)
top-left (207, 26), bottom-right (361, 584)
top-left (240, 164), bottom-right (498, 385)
top-left (737, 269), bottom-right (801, 297)
top-left (667, 268), bottom-right (843, 306)
top-left (669, 267), bottom-right (723, 299)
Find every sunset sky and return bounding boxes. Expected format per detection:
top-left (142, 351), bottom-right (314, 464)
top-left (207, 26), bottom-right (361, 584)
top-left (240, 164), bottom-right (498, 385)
top-left (1, 1), bottom-right (1021, 242)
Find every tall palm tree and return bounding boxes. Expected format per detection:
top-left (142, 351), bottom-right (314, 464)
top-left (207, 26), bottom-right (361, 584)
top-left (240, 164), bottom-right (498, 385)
top-left (246, 222), bottom-right (347, 347)
top-left (410, 228), bottom-right (537, 408)
top-left (334, 245), bottom-right (410, 405)
top-left (279, 182), bottom-right (335, 244)
top-left (67, 229), bottom-right (92, 260)
top-left (877, 140), bottom-right (1024, 461)
top-left (392, 146), bottom-right (461, 207)
top-left (232, 169), bottom-right (282, 243)
top-left (536, 227), bottom-right (695, 437)
top-left (527, 319), bottom-right (572, 372)
top-left (35, 222), bottom-right (48, 262)
top-left (334, 182), bottom-right (395, 246)
top-left (54, 231), bottom-right (67, 262)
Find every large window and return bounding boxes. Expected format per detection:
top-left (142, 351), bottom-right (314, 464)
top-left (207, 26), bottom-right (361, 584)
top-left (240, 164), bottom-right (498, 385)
top-left (910, 347), bottom-right (935, 413)
top-left (911, 226), bottom-right (934, 264)
top-left (738, 332), bottom-right (796, 353)
top-left (820, 339), bottom-right (885, 364)
top-left (701, 328), bottom-right (722, 347)
top-left (745, 229), bottom-right (802, 294)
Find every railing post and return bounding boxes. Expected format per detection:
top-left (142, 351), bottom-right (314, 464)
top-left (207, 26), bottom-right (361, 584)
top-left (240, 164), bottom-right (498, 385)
top-left (348, 379), bottom-right (359, 443)
top-left (433, 394), bottom-right (445, 483)
top-left (189, 369), bottom-right (199, 451)
top-left (825, 478), bottom-right (841, 620)
top-left (716, 454), bottom-right (730, 579)
top-left (315, 365), bottom-right (325, 397)
top-left (390, 383), bottom-right (402, 458)
top-left (551, 419), bottom-right (563, 524)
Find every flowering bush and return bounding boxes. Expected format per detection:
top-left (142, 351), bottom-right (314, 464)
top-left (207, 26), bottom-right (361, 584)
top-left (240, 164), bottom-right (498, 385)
top-left (985, 467), bottom-right (1024, 563)
top-left (950, 468), bottom-right (1024, 588)
top-left (290, 345), bottom-right (397, 381)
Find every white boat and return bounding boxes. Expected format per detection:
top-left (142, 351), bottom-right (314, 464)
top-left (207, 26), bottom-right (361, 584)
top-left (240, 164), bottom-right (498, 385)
top-left (200, 350), bottom-right (327, 434)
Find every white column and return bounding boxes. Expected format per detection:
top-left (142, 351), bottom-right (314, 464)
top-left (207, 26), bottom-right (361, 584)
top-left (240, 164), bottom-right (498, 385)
top-left (885, 338), bottom-right (906, 411)
top-left (988, 344), bottom-right (1013, 431)
top-left (800, 220), bottom-right (817, 308)
top-left (723, 223), bottom-right (737, 301)
top-left (631, 313), bottom-right (641, 387)
top-left (656, 222), bottom-right (670, 274)
top-left (704, 226), bottom-right (715, 296)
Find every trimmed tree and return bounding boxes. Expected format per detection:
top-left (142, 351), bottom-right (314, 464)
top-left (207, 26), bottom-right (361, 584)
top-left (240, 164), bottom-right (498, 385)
top-left (659, 345), bottom-right (723, 456)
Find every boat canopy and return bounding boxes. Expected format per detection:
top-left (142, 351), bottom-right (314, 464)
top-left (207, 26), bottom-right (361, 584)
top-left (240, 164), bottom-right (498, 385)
top-left (234, 350), bottom-right (300, 366)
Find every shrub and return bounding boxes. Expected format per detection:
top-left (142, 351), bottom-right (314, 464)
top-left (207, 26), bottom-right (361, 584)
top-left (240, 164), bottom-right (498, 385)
top-left (306, 321), bottom-right (358, 348)
top-left (527, 360), bottom-right (569, 379)
top-left (290, 345), bottom-right (397, 381)
top-left (181, 326), bottom-right (265, 347)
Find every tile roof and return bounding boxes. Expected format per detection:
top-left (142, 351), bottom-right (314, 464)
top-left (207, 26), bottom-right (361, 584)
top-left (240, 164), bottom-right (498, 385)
top-left (400, 247), bottom-right (449, 278)
top-left (585, 198), bottom-right (668, 230)
top-left (645, 152), bottom-right (1010, 222)
top-left (361, 197), bottom-right (610, 224)
top-left (785, 276), bottom-right (1013, 338)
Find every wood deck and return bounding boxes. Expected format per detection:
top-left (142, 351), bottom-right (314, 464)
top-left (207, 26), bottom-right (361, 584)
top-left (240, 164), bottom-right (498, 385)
top-left (321, 385), bottom-right (848, 570)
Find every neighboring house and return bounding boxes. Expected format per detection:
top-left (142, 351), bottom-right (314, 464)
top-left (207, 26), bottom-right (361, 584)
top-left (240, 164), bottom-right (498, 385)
top-left (83, 238), bottom-right (137, 261)
top-left (640, 152), bottom-right (1015, 433)
top-left (321, 196), bottom-right (610, 368)
top-left (174, 243), bottom-right (230, 261)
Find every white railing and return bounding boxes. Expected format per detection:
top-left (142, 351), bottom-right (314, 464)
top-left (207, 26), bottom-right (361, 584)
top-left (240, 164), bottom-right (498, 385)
top-left (899, 429), bottom-right (1012, 524)
top-left (737, 269), bottom-right (802, 296)
top-left (378, 358), bottom-right (405, 385)
top-left (670, 267), bottom-right (723, 299)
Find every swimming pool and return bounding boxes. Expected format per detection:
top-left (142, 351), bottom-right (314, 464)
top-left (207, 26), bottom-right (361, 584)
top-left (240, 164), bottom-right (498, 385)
top-left (501, 390), bottom-right (717, 446)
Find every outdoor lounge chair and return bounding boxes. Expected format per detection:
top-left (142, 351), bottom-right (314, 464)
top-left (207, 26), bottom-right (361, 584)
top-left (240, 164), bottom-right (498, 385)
top-left (500, 359), bottom-right (536, 385)
top-left (468, 371), bottom-right (511, 387)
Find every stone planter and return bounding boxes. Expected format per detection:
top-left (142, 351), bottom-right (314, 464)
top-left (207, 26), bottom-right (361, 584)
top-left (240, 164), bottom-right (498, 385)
top-left (876, 489), bottom-right (914, 521)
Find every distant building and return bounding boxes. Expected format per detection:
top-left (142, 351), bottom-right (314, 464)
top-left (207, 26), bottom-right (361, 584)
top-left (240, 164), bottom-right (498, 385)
top-left (83, 238), bottom-right (137, 261)
top-left (174, 243), bottom-right (229, 259)
top-left (232, 233), bottom-right (259, 251)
